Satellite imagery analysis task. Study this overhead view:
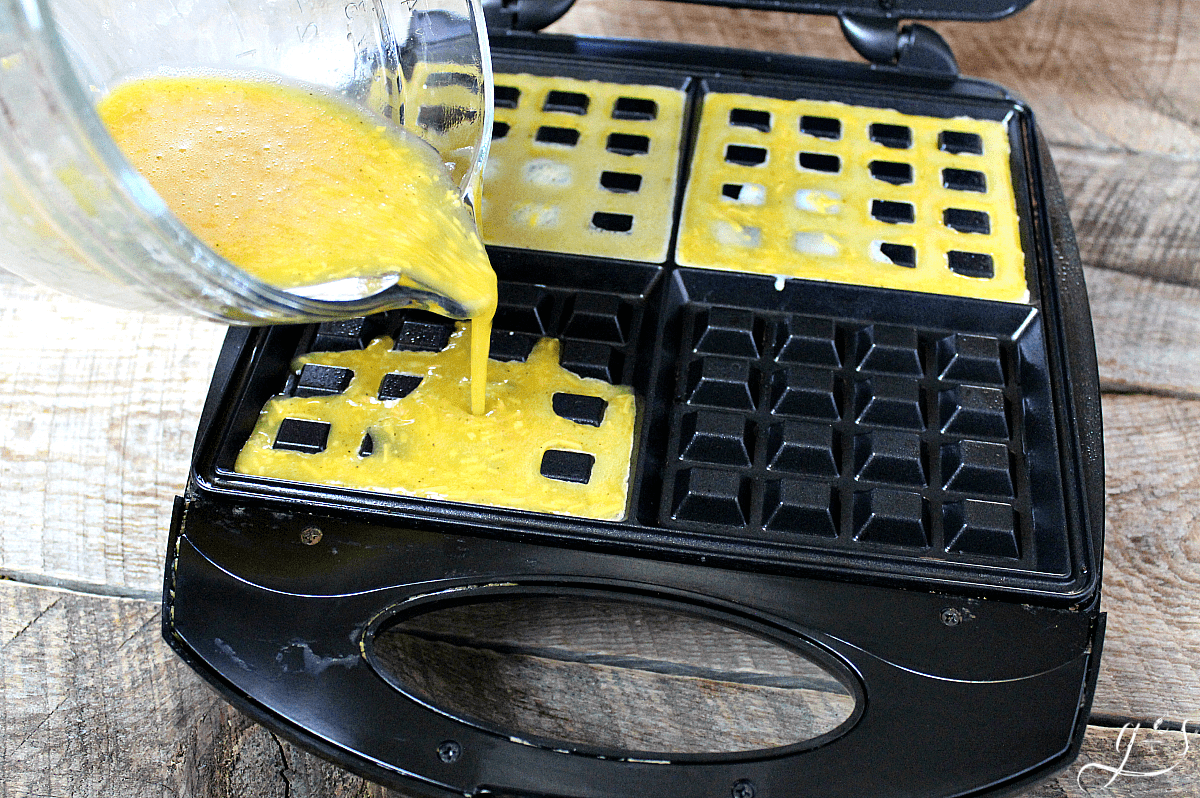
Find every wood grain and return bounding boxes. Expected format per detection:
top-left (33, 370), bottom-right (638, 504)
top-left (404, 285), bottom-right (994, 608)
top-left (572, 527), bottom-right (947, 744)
top-left (1086, 266), bottom-right (1200, 397)
top-left (0, 272), bottom-right (224, 597)
top-left (5, 580), bottom-right (1200, 797)
top-left (1061, 151), bottom-right (1200, 287)
top-left (1, 264), bottom-right (1196, 593)
top-left (375, 599), bottom-right (854, 753)
top-left (0, 582), bottom-right (217, 795)
top-left (1048, 723), bottom-right (1200, 797)
top-left (1093, 393), bottom-right (1200, 722)
top-left (942, 0), bottom-right (1200, 157)
top-left (374, 633), bottom-right (853, 754)
top-left (0, 1), bottom-right (1196, 793)
top-left (548, 0), bottom-right (1200, 157)
top-left (0, 0), bottom-right (1194, 596)
top-left (389, 597), bottom-right (846, 688)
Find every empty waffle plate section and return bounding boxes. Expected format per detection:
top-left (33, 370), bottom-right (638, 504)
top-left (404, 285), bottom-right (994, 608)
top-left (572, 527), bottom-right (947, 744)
top-left (483, 71), bottom-right (689, 262)
top-left (676, 82), bottom-right (1029, 304)
top-left (655, 268), bottom-right (1075, 591)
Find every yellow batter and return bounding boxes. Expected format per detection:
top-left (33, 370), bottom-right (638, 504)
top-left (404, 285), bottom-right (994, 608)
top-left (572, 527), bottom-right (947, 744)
top-left (98, 73), bottom-right (496, 414)
top-left (483, 74), bottom-right (687, 263)
top-left (677, 93), bottom-right (1027, 303)
top-left (235, 325), bottom-right (637, 521)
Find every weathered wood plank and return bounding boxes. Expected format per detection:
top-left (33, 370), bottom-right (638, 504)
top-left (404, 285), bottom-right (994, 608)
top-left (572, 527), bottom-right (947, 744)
top-left (391, 598), bottom-right (845, 688)
top-left (1086, 266), bottom-right (1200, 397)
top-left (376, 599), bottom-right (854, 753)
top-left (943, 0), bottom-right (1200, 157)
top-left (0, 582), bottom-right (217, 795)
top-left (4, 393), bottom-right (1195, 792)
top-left (1, 265), bottom-right (1196, 606)
top-left (1092, 394), bottom-right (1200, 722)
top-left (0, 273), bottom-right (224, 596)
top-left (374, 633), bottom-right (854, 754)
top-left (0, 0), bottom-right (1193, 795)
top-left (1060, 150), bottom-right (1200, 287)
top-left (4, 580), bottom-right (1200, 797)
top-left (548, 0), bottom-right (1200, 157)
top-left (1031, 723), bottom-right (1200, 797)
top-left (0, 0), bottom-right (1195, 595)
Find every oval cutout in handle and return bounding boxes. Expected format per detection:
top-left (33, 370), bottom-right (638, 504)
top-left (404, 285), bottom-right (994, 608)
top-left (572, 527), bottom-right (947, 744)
top-left (366, 592), bottom-right (859, 757)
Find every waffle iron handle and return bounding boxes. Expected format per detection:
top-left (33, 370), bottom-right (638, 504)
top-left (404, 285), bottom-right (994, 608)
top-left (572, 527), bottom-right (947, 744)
top-left (167, 501), bottom-right (1102, 798)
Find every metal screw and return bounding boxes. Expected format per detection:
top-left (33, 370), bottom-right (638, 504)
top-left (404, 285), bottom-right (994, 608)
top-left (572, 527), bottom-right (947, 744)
top-left (941, 607), bottom-right (962, 627)
top-left (732, 780), bottom-right (756, 798)
top-left (300, 526), bottom-right (322, 546)
top-left (437, 740), bottom-right (462, 763)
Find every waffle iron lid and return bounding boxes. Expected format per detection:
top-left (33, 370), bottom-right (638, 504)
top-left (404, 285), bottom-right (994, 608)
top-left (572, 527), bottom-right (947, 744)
top-left (669, 0), bottom-right (1037, 21)
top-left (489, 0), bottom-right (1036, 72)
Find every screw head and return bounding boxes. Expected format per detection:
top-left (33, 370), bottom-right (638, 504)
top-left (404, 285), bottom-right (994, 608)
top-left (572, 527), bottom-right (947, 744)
top-left (437, 740), bottom-right (461, 763)
top-left (941, 607), bottom-right (962, 627)
top-left (300, 526), bottom-right (322, 546)
top-left (732, 779), bottom-right (756, 798)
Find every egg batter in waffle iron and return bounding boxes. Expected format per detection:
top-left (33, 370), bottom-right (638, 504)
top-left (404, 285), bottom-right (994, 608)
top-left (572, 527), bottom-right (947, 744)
top-left (165, 1), bottom-right (1106, 796)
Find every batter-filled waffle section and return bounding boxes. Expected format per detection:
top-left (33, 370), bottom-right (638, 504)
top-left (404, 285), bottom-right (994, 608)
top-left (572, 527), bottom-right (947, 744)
top-left (483, 73), bottom-right (688, 262)
top-left (656, 271), bottom-right (1071, 583)
top-left (233, 287), bottom-right (647, 521)
top-left (676, 89), bottom-right (1028, 303)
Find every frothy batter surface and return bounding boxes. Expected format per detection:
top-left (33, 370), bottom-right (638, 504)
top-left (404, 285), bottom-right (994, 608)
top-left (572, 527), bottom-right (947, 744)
top-left (235, 325), bottom-right (637, 521)
top-left (483, 73), bottom-right (686, 263)
top-left (677, 92), bottom-right (1027, 303)
top-left (99, 73), bottom-right (497, 413)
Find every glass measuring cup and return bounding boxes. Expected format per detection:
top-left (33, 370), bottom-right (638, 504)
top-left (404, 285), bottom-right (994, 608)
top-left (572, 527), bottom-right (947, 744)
top-left (0, 0), bottom-right (493, 323)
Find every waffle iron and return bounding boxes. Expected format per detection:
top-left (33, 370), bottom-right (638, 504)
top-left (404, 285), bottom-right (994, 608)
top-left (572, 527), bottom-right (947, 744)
top-left (164, 0), bottom-right (1106, 795)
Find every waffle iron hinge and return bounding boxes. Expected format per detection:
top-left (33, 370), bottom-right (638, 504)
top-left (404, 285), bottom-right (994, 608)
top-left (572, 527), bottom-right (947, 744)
top-left (484, 0), bottom-right (959, 77)
top-left (838, 13), bottom-right (960, 76)
top-left (482, 0), bottom-right (577, 32)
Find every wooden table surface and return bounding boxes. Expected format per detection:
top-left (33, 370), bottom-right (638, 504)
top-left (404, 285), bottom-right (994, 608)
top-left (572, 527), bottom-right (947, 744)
top-left (2, 0), bottom-right (1199, 794)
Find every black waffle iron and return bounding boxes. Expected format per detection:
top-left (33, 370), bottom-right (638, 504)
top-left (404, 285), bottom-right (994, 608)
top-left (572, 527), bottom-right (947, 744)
top-left (165, 0), bottom-right (1106, 795)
